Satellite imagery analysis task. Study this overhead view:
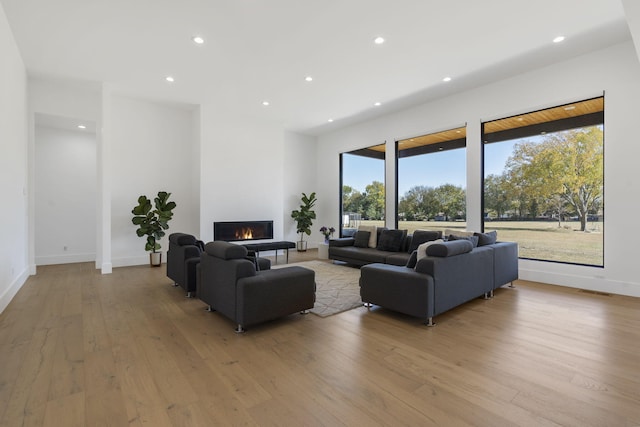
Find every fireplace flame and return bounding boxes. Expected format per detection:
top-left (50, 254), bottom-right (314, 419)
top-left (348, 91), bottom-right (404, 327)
top-left (235, 228), bottom-right (254, 240)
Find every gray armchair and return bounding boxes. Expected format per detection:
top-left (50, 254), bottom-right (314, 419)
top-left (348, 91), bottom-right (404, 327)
top-left (198, 241), bottom-right (316, 332)
top-left (167, 232), bottom-right (204, 297)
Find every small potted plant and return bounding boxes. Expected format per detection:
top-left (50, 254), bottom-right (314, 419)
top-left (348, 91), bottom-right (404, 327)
top-left (290, 192), bottom-right (317, 252)
top-left (319, 226), bottom-right (335, 244)
top-left (131, 191), bottom-right (176, 266)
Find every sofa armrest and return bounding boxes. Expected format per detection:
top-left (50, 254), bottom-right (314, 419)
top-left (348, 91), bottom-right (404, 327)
top-left (360, 263), bottom-right (435, 318)
top-left (415, 248), bottom-right (494, 315)
top-left (492, 242), bottom-right (518, 288)
top-left (235, 266), bottom-right (316, 326)
top-left (329, 237), bottom-right (355, 247)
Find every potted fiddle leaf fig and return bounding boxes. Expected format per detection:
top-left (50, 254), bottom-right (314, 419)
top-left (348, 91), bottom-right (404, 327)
top-left (290, 192), bottom-right (317, 252)
top-left (131, 191), bottom-right (176, 266)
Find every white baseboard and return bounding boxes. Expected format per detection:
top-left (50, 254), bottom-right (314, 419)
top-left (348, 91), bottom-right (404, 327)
top-left (36, 253), bottom-right (95, 266)
top-left (0, 267), bottom-right (29, 314)
top-left (111, 255), bottom-right (165, 268)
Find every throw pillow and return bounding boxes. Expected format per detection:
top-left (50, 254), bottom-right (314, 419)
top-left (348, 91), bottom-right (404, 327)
top-left (353, 230), bottom-right (371, 248)
top-left (376, 229), bottom-right (407, 252)
top-left (426, 240), bottom-right (474, 257)
top-left (444, 228), bottom-right (474, 238)
top-left (406, 250), bottom-right (418, 268)
top-left (358, 225), bottom-right (378, 248)
top-left (448, 234), bottom-right (479, 248)
top-left (474, 230), bottom-right (497, 246)
top-left (408, 230), bottom-right (442, 253)
top-left (416, 238), bottom-right (444, 264)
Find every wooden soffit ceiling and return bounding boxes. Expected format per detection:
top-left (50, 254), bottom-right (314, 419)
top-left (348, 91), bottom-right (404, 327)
top-left (484, 97), bottom-right (604, 134)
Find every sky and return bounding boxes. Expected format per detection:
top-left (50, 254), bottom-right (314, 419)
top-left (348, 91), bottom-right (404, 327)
top-left (343, 140), bottom-right (519, 197)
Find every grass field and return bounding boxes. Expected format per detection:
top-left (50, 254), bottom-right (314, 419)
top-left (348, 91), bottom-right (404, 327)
top-left (357, 219), bottom-right (604, 266)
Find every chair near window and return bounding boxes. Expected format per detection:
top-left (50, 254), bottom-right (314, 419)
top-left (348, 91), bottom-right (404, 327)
top-left (167, 232), bottom-right (204, 298)
top-left (197, 241), bottom-right (315, 333)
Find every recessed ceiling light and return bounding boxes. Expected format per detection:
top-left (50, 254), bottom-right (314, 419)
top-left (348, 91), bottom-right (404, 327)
top-left (305, 76), bottom-right (313, 82)
top-left (192, 36), bottom-right (205, 44)
top-left (374, 36), bottom-right (385, 45)
top-left (456, 130), bottom-right (461, 133)
top-left (541, 131), bottom-right (547, 135)
top-left (165, 76), bottom-right (175, 83)
top-left (443, 76), bottom-right (452, 82)
top-left (517, 117), bottom-right (524, 121)
top-left (262, 101), bottom-right (270, 106)
top-left (553, 35), bottom-right (565, 43)
top-left (564, 105), bottom-right (576, 111)
top-left (374, 102), bottom-right (381, 106)
top-left (328, 119), bottom-right (334, 123)
top-left (77, 125), bottom-right (86, 129)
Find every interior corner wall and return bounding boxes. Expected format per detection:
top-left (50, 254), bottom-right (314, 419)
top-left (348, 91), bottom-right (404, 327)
top-left (198, 106), bottom-right (285, 243)
top-left (34, 126), bottom-right (97, 265)
top-left (110, 95), bottom-right (199, 267)
top-left (317, 40), bottom-right (640, 297)
top-left (0, 3), bottom-right (29, 314)
top-left (284, 131), bottom-right (318, 245)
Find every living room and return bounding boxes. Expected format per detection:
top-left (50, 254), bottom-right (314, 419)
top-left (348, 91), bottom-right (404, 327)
top-left (2, 1), bottom-right (640, 425)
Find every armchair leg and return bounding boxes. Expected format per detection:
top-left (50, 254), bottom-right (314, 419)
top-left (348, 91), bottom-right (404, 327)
top-left (483, 292), bottom-right (490, 300)
top-left (205, 305), bottom-right (214, 312)
top-left (186, 291), bottom-right (194, 298)
top-left (363, 302), bottom-right (372, 309)
top-left (300, 310), bottom-right (310, 315)
top-left (426, 317), bottom-right (435, 327)
top-left (509, 282), bottom-right (515, 288)
top-left (235, 324), bottom-right (245, 334)
top-left (490, 290), bottom-right (494, 298)
top-left (172, 282), bottom-right (179, 287)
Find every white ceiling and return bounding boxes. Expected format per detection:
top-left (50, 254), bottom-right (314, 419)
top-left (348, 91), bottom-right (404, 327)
top-left (1, 0), bottom-right (632, 135)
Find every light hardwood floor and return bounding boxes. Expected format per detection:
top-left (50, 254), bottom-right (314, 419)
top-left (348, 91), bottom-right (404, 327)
top-left (1, 250), bottom-right (639, 426)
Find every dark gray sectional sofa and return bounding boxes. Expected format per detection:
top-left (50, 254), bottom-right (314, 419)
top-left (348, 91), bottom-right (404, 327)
top-left (329, 228), bottom-right (441, 266)
top-left (356, 232), bottom-right (518, 326)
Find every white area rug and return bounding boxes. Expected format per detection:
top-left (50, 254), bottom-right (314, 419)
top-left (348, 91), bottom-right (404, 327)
top-left (275, 260), bottom-right (362, 317)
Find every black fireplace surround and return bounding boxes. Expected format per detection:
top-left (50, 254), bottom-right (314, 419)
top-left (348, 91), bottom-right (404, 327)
top-left (214, 220), bottom-right (274, 242)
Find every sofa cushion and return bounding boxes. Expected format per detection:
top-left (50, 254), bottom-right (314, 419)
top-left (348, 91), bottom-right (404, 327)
top-left (354, 230), bottom-right (371, 248)
top-left (358, 225), bottom-right (378, 248)
top-left (426, 240), bottom-right (473, 257)
top-left (405, 250), bottom-right (418, 268)
top-left (474, 230), bottom-right (498, 246)
top-left (385, 252), bottom-right (412, 266)
top-left (444, 228), bottom-right (474, 238)
top-left (416, 239), bottom-right (444, 263)
top-left (331, 246), bottom-right (389, 263)
top-left (448, 234), bottom-right (479, 248)
top-left (408, 230), bottom-right (442, 253)
top-left (376, 229), bottom-right (407, 252)
top-left (204, 241), bottom-right (248, 259)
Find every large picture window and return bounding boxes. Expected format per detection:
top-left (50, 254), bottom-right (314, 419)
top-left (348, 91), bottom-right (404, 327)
top-left (340, 144), bottom-right (385, 236)
top-left (482, 97), bottom-right (604, 266)
top-left (396, 127), bottom-right (467, 234)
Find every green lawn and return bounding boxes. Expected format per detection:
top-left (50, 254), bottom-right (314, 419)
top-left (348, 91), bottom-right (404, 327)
top-left (357, 219), bottom-right (604, 266)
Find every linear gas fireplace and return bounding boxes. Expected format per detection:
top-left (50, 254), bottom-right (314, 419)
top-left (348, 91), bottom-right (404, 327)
top-left (214, 220), bottom-right (274, 242)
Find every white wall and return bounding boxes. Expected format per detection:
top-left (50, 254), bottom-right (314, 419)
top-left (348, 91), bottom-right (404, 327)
top-left (318, 41), bottom-right (640, 297)
top-left (34, 125), bottom-right (97, 265)
top-left (198, 107), bottom-right (286, 244)
top-left (110, 95), bottom-right (199, 266)
top-left (0, 3), bottom-right (29, 313)
top-left (283, 131), bottom-right (319, 245)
